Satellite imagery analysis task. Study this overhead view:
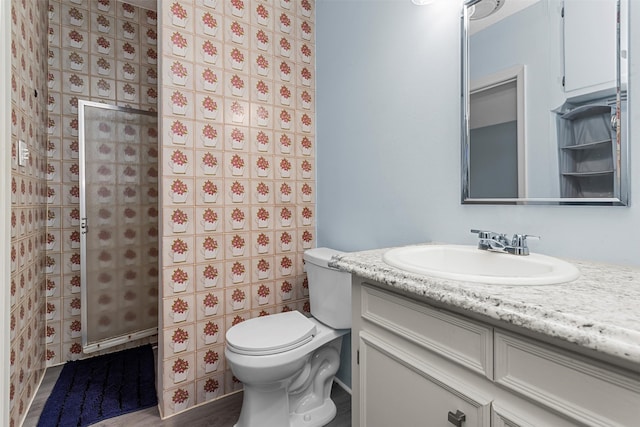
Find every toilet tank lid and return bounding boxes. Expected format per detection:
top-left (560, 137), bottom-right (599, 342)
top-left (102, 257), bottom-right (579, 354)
top-left (303, 247), bottom-right (344, 268)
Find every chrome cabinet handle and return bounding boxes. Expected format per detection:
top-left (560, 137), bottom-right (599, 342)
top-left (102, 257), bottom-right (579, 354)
top-left (448, 409), bottom-right (466, 427)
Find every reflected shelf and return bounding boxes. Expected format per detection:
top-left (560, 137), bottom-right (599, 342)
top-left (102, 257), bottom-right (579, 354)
top-left (561, 139), bottom-right (612, 150)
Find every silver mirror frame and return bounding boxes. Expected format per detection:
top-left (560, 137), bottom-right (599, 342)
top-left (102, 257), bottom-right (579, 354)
top-left (461, 0), bottom-right (630, 206)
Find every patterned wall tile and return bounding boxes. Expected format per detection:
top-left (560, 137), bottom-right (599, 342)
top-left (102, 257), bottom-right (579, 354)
top-left (158, 0), bottom-right (316, 417)
top-left (9, 0), bottom-right (50, 425)
top-left (16, 0), bottom-right (317, 422)
top-left (44, 0), bottom-right (159, 374)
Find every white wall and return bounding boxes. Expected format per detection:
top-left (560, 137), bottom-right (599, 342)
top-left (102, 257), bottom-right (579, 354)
top-left (317, 0), bottom-right (640, 267)
top-left (1, 0), bottom-right (11, 424)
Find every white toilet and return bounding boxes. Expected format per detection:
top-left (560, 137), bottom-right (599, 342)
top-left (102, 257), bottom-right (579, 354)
top-left (225, 247), bottom-right (351, 427)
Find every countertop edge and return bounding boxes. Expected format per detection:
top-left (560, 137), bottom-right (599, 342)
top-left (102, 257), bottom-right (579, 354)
top-left (330, 247), bottom-right (640, 367)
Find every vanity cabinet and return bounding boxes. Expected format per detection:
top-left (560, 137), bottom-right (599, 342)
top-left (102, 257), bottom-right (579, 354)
top-left (352, 279), bottom-right (640, 427)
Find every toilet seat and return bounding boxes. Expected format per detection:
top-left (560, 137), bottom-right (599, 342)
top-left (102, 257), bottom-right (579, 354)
top-left (226, 311), bottom-right (317, 356)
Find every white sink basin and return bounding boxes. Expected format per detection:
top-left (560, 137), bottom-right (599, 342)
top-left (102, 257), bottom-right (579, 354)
top-left (382, 245), bottom-right (580, 285)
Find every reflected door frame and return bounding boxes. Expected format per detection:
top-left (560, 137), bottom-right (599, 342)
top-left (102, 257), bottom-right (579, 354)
top-left (470, 65), bottom-right (526, 198)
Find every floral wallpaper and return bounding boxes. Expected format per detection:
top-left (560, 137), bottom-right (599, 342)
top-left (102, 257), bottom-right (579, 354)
top-left (45, 0), bottom-right (159, 367)
top-left (10, 0), bottom-right (315, 421)
top-left (8, 0), bottom-right (50, 425)
top-left (157, 0), bottom-right (316, 417)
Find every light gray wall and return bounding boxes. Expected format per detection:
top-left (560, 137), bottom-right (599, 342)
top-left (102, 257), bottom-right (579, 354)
top-left (317, 0), bottom-right (638, 390)
top-left (317, 0), bottom-right (640, 267)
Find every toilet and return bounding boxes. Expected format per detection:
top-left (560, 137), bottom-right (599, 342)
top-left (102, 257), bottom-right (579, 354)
top-left (225, 247), bottom-right (351, 427)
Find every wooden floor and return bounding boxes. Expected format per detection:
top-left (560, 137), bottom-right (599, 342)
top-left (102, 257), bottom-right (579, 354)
top-left (24, 364), bottom-right (351, 427)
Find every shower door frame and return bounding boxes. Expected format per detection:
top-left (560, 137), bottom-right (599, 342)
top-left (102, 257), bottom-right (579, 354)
top-left (78, 100), bottom-right (158, 353)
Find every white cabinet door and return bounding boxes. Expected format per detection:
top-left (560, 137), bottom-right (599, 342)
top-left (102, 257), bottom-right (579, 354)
top-left (563, 0), bottom-right (617, 94)
top-left (359, 332), bottom-right (490, 427)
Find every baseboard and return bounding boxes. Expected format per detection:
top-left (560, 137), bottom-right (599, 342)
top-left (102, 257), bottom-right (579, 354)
top-left (333, 377), bottom-right (351, 395)
top-left (157, 389), bottom-right (244, 420)
top-left (21, 366), bottom-right (49, 426)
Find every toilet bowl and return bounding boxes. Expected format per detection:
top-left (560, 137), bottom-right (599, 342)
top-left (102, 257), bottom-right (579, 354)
top-left (225, 247), bottom-right (351, 427)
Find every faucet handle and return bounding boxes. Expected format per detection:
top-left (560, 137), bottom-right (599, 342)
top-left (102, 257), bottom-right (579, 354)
top-left (512, 234), bottom-right (540, 246)
top-left (470, 229), bottom-right (492, 239)
top-left (511, 234), bottom-right (540, 255)
top-left (471, 229), bottom-right (508, 242)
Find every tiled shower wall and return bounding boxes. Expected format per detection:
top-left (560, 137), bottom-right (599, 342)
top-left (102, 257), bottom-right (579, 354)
top-left (45, 0), bottom-right (159, 366)
top-left (157, 0), bottom-right (316, 416)
top-left (9, 0), bottom-right (49, 425)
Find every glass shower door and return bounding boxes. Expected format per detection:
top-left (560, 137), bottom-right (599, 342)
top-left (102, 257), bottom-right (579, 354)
top-left (79, 101), bottom-right (159, 353)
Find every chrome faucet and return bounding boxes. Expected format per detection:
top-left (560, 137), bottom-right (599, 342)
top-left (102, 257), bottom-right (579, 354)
top-left (470, 229), bottom-right (539, 256)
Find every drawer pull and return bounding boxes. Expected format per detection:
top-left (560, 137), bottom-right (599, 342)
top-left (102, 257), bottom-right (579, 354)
top-left (447, 410), bottom-right (466, 426)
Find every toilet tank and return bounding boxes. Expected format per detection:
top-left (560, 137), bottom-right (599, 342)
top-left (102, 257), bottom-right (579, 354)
top-left (303, 248), bottom-right (351, 329)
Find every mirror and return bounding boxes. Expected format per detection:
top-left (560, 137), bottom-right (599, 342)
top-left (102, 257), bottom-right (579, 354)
top-left (461, 0), bottom-right (629, 205)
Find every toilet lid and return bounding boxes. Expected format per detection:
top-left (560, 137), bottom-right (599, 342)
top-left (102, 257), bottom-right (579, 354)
top-left (226, 311), bottom-right (317, 356)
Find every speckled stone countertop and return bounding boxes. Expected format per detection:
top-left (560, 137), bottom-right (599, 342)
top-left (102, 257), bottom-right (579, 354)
top-left (329, 244), bottom-right (640, 367)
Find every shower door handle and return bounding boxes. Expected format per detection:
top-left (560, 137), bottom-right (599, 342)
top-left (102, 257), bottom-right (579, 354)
top-left (81, 217), bottom-right (88, 235)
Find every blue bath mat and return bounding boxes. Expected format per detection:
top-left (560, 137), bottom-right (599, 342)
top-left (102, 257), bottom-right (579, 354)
top-left (37, 345), bottom-right (157, 427)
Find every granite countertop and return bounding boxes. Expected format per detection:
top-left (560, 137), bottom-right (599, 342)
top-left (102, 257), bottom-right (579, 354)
top-left (330, 245), bottom-right (640, 367)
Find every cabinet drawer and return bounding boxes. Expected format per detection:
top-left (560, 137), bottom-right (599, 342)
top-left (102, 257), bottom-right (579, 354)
top-left (495, 331), bottom-right (640, 427)
top-left (361, 284), bottom-right (493, 378)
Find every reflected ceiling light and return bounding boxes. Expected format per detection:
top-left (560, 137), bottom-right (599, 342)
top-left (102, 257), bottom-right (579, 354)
top-left (411, 0), bottom-right (436, 5)
top-left (468, 0), bottom-right (505, 20)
